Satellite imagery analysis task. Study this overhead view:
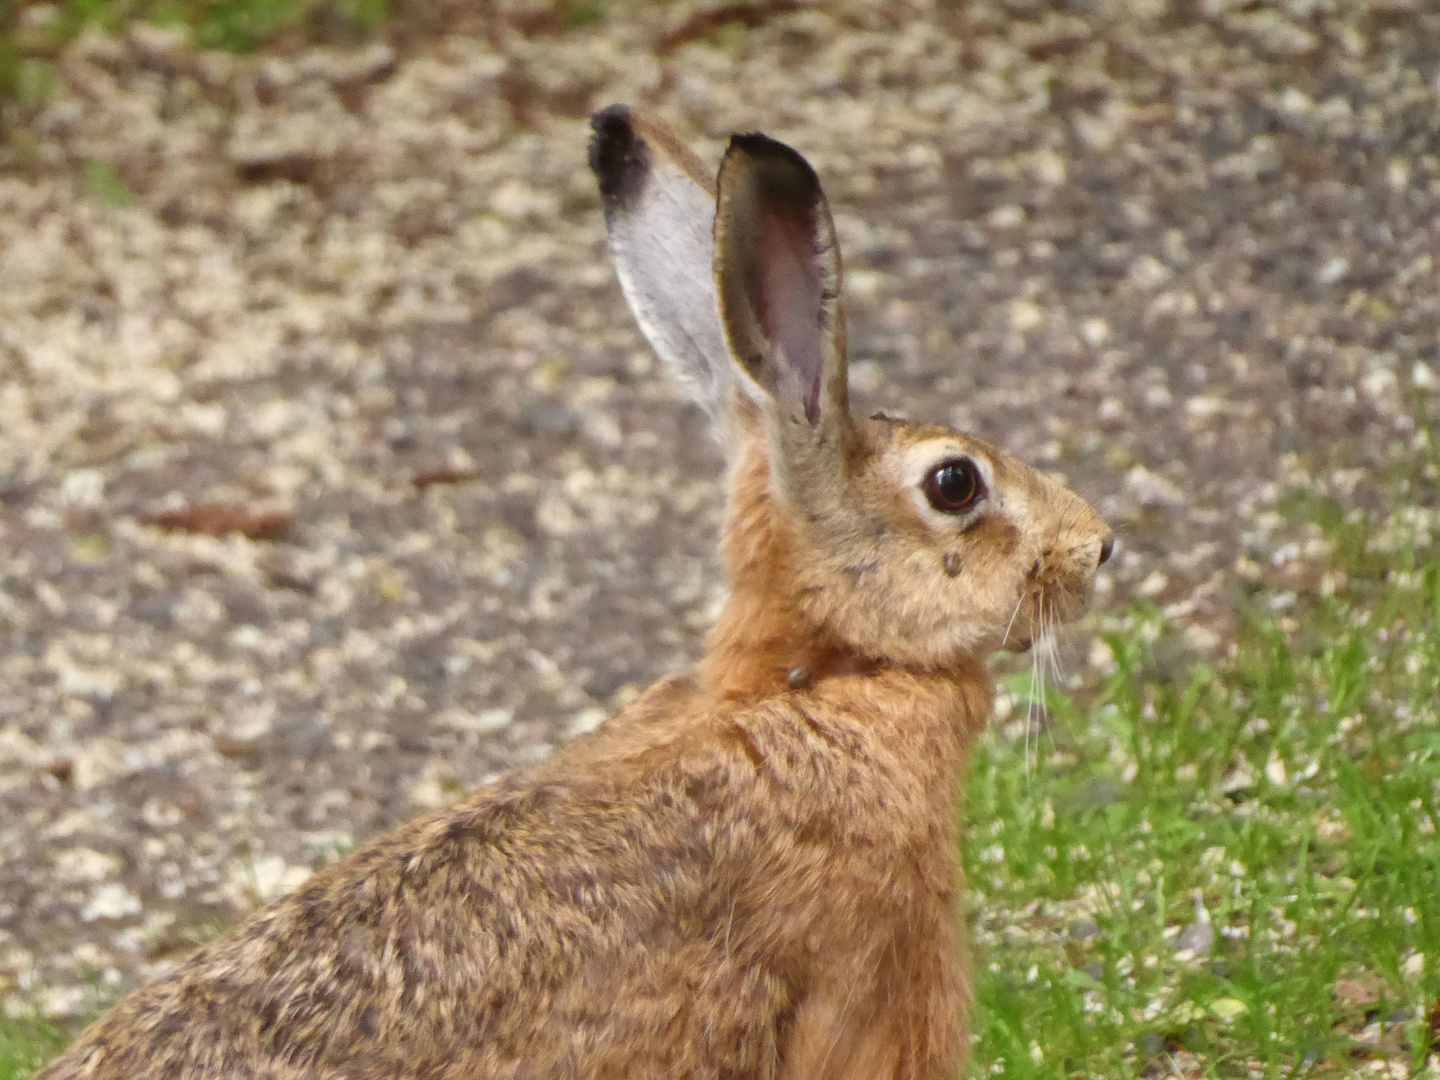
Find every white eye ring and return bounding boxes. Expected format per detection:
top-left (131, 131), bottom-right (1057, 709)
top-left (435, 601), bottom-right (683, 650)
top-left (922, 458), bottom-right (986, 514)
top-left (887, 439), bottom-right (997, 530)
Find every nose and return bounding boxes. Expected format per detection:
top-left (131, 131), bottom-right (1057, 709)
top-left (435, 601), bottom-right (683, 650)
top-left (1098, 536), bottom-right (1115, 567)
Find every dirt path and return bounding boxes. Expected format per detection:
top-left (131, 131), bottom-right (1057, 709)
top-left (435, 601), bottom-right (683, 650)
top-left (0, 0), bottom-right (1436, 1016)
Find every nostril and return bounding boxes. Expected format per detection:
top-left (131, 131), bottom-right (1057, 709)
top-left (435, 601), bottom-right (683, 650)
top-left (1098, 537), bottom-right (1115, 567)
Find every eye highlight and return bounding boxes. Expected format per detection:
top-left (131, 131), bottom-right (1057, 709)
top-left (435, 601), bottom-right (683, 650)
top-left (922, 458), bottom-right (985, 514)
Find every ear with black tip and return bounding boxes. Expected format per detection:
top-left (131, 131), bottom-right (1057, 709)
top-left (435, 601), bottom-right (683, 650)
top-left (589, 105), bottom-right (735, 428)
top-left (713, 132), bottom-right (848, 440)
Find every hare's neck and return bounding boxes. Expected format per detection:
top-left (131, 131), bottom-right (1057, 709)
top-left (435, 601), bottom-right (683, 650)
top-left (700, 576), bottom-right (859, 701)
top-left (699, 442), bottom-right (864, 701)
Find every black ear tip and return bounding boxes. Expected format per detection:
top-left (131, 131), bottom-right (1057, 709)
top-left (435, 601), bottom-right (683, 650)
top-left (589, 104), bottom-right (648, 208)
top-left (591, 103), bottom-right (633, 140)
top-left (727, 131), bottom-right (788, 157)
top-left (724, 131), bottom-right (821, 205)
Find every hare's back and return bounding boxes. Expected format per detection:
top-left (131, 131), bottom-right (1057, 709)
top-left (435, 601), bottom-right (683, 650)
top-left (37, 707), bottom-right (807, 1080)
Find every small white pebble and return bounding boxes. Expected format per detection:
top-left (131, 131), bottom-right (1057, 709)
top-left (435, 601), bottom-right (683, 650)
top-left (1264, 752), bottom-right (1287, 786)
top-left (1009, 300), bottom-right (1043, 332)
top-left (1080, 318), bottom-right (1109, 347)
top-left (1137, 571), bottom-right (1169, 597)
top-left (987, 205), bottom-right (1026, 228)
top-left (435, 708), bottom-right (512, 735)
top-left (81, 883), bottom-right (142, 922)
top-left (1315, 256), bottom-right (1348, 285)
top-left (566, 707), bottom-right (608, 737)
top-left (60, 469), bottom-right (106, 509)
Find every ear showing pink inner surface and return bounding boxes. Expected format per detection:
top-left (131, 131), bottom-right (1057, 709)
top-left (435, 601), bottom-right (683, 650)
top-left (716, 132), bottom-right (844, 433)
top-left (753, 206), bottom-right (828, 425)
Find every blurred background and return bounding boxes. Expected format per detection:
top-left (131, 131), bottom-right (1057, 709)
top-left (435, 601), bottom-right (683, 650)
top-left (0, 0), bottom-right (1438, 1073)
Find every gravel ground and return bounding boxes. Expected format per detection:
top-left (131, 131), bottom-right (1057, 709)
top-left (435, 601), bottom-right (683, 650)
top-left (1, 0), bottom-right (1437, 1019)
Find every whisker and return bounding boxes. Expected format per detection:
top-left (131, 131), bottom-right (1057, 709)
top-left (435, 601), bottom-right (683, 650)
top-left (1043, 596), bottom-right (1073, 764)
top-left (1065, 480), bottom-right (1107, 506)
top-left (1002, 590), bottom-right (1025, 649)
top-left (1044, 594), bottom-right (1065, 688)
top-left (1038, 593), bottom-right (1051, 719)
top-left (1025, 589), bottom-right (1047, 786)
top-left (1025, 618), bottom-right (1039, 786)
top-left (1037, 594), bottom-right (1059, 743)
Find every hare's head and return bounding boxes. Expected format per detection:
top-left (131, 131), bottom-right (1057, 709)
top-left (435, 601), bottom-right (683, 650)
top-left (591, 106), bottom-right (1111, 673)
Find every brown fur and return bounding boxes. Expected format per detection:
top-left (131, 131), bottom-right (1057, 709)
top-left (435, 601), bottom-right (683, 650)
top-left (37, 109), bottom-right (1110, 1080)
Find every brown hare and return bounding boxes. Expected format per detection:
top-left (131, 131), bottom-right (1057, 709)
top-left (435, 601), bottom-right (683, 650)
top-left (37, 106), bottom-right (1111, 1080)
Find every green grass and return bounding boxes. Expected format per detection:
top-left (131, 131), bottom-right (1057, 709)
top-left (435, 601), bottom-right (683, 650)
top-left (7, 0), bottom-right (388, 55)
top-left (965, 486), bottom-right (1440, 1075)
top-left (0, 1017), bottom-right (69, 1079)
top-left (0, 0), bottom-right (387, 110)
top-left (0, 0), bottom-right (632, 112)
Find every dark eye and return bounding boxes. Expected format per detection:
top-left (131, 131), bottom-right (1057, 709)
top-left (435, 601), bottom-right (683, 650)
top-left (922, 458), bottom-right (985, 514)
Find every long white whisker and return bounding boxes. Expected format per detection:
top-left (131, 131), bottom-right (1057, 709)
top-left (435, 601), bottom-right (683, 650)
top-left (1025, 632), bottom-right (1038, 786)
top-left (1027, 643), bottom-right (1035, 765)
top-left (1003, 589), bottom-right (1025, 649)
top-left (1035, 593), bottom-right (1047, 722)
top-left (1037, 598), bottom-right (1053, 696)
top-left (1046, 594), bottom-right (1066, 688)
top-left (1038, 591), bottom-right (1061, 775)
top-left (1026, 589), bottom-right (1047, 786)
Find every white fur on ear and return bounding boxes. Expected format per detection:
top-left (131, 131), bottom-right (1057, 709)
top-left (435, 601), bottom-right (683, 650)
top-left (590, 106), bottom-right (736, 429)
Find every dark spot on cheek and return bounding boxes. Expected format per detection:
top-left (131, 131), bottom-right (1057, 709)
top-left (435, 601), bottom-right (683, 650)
top-left (965, 514), bottom-right (1021, 556)
top-left (943, 552), bottom-right (963, 577)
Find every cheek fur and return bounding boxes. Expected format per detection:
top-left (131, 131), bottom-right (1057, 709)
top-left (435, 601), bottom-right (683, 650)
top-left (962, 514), bottom-right (1023, 559)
